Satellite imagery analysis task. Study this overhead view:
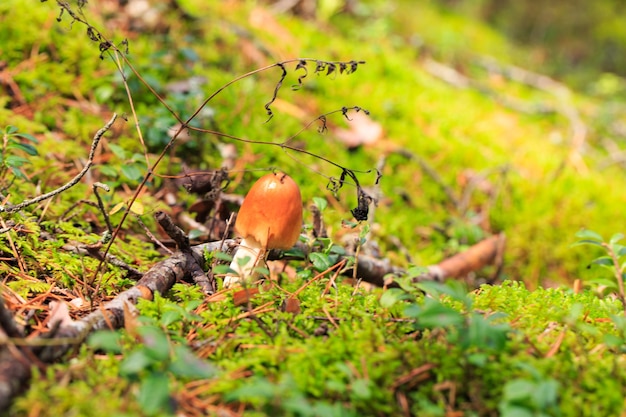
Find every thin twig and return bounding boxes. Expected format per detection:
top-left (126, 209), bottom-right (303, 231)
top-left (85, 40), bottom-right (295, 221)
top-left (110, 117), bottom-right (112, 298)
top-left (135, 214), bottom-right (173, 255)
top-left (0, 114), bottom-right (117, 213)
top-left (93, 182), bottom-right (114, 234)
top-left (60, 199), bottom-right (99, 222)
top-left (110, 50), bottom-right (152, 167)
top-left (0, 226), bottom-right (14, 235)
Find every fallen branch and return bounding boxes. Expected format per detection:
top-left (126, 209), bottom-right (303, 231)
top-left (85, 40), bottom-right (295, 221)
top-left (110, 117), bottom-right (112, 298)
top-left (424, 233), bottom-right (505, 282)
top-left (156, 211), bottom-right (216, 294)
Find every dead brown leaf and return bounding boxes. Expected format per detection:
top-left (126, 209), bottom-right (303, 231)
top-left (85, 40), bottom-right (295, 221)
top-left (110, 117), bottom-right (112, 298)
top-left (333, 111), bottom-right (384, 149)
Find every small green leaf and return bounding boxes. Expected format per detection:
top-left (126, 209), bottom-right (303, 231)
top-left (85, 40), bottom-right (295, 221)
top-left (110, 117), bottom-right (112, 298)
top-left (329, 244), bottom-right (346, 256)
top-left (407, 298), bottom-right (464, 328)
top-left (236, 255), bottom-right (252, 268)
top-left (121, 164), bottom-right (143, 181)
top-left (161, 309), bottom-right (182, 327)
top-left (497, 404), bottom-right (534, 417)
top-left (407, 265), bottom-right (429, 279)
top-left (253, 266), bottom-right (269, 276)
top-left (226, 377), bottom-right (277, 401)
top-left (98, 165), bottom-right (119, 177)
top-left (5, 154), bottom-right (30, 168)
top-left (94, 84), bottom-right (115, 102)
top-left (12, 142), bottom-right (38, 155)
top-left (571, 240), bottom-right (603, 247)
top-left (10, 167), bottom-right (27, 180)
top-left (316, 237), bottom-right (332, 248)
top-left (131, 152), bottom-right (146, 162)
top-left (393, 276), bottom-right (418, 293)
top-left (15, 132), bottom-right (38, 143)
top-left (87, 330), bottom-right (123, 353)
top-left (5, 125), bottom-right (18, 134)
top-left (168, 345), bottom-right (216, 379)
top-left (297, 269), bottom-right (313, 280)
top-left (188, 228), bottom-right (204, 240)
top-left (379, 288), bottom-right (412, 308)
top-left (350, 379), bottom-right (371, 399)
top-left (467, 353), bottom-right (488, 367)
top-left (284, 246), bottom-right (307, 258)
top-left (214, 251), bottom-right (233, 262)
top-left (325, 379), bottom-right (346, 392)
top-left (109, 202), bottom-right (126, 215)
top-left (129, 200), bottom-right (144, 215)
top-left (574, 229), bottom-right (603, 241)
top-left (309, 252), bottom-right (333, 272)
top-left (611, 243), bottom-right (625, 257)
top-left (120, 350), bottom-right (155, 376)
top-left (502, 379), bottom-right (535, 401)
top-left (604, 334), bottom-right (623, 349)
top-left (138, 326), bottom-right (171, 361)
top-left (358, 223), bottom-right (370, 241)
top-left (415, 281), bottom-right (446, 297)
top-left (587, 276), bottom-right (618, 290)
top-left (533, 379), bottom-right (559, 408)
top-left (213, 264), bottom-right (236, 275)
top-left (312, 196), bottom-right (327, 211)
top-left (610, 233), bottom-right (625, 245)
top-left (417, 281), bottom-right (470, 306)
top-left (108, 143), bottom-right (128, 159)
top-left (341, 219), bottom-right (358, 229)
top-left (591, 256), bottom-right (614, 267)
top-left (137, 372), bottom-right (172, 415)
top-left (463, 312), bottom-right (510, 350)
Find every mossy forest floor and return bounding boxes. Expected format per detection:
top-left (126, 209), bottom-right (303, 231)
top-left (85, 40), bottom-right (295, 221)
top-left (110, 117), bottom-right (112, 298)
top-left (2, 0), bottom-right (626, 416)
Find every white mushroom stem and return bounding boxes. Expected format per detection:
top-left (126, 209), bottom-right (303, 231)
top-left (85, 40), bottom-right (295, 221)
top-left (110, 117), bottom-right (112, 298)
top-left (223, 238), bottom-right (265, 288)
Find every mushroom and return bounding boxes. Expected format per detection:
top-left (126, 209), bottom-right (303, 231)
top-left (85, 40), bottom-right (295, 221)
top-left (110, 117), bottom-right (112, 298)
top-left (223, 172), bottom-right (303, 288)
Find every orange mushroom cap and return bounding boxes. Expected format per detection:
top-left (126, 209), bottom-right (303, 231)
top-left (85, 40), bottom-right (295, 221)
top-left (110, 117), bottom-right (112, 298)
top-left (235, 172), bottom-right (303, 250)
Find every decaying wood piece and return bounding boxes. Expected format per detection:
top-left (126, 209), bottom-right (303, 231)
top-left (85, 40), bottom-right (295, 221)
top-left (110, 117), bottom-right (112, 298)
top-left (424, 233), bottom-right (506, 282)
